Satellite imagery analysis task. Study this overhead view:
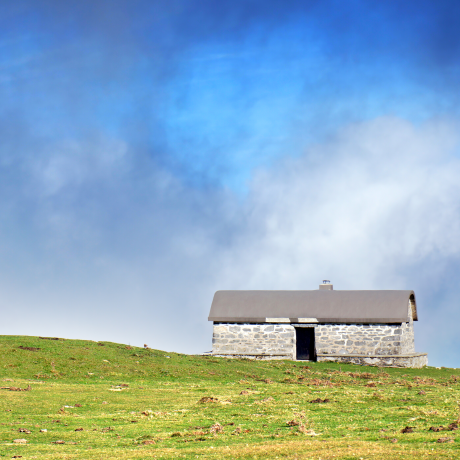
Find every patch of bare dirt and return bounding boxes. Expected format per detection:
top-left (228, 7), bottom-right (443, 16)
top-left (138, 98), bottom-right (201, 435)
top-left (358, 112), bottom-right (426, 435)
top-left (401, 426), bottom-right (414, 433)
top-left (198, 397), bottom-right (219, 403)
top-left (1, 385), bottom-right (31, 392)
top-left (287, 420), bottom-right (300, 426)
top-left (309, 398), bottom-right (330, 404)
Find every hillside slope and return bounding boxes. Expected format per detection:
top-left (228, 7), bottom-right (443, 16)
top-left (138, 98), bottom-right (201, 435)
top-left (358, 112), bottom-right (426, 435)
top-left (0, 335), bottom-right (459, 459)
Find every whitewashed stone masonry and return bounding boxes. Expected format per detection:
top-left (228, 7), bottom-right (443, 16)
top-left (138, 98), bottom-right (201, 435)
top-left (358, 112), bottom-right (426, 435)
top-left (212, 323), bottom-right (296, 359)
top-left (212, 301), bottom-right (417, 359)
top-left (315, 322), bottom-right (414, 355)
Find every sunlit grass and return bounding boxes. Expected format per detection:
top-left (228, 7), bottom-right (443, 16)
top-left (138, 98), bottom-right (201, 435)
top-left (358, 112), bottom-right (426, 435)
top-left (0, 335), bottom-right (459, 459)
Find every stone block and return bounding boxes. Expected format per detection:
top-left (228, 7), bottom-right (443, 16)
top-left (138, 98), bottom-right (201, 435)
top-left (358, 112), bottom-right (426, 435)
top-left (279, 332), bottom-right (294, 338)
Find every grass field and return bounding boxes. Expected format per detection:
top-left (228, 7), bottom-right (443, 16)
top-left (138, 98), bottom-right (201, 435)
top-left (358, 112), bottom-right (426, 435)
top-left (0, 335), bottom-right (459, 459)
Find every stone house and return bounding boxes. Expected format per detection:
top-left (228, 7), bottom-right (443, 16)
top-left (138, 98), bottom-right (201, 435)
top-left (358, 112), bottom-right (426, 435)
top-left (208, 281), bottom-right (427, 368)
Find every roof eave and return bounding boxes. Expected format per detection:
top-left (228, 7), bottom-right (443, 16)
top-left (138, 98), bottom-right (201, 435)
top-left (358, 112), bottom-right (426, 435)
top-left (209, 317), bottom-right (409, 324)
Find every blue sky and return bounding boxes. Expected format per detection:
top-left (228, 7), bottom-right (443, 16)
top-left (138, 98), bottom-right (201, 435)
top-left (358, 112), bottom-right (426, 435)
top-left (1, 0), bottom-right (460, 366)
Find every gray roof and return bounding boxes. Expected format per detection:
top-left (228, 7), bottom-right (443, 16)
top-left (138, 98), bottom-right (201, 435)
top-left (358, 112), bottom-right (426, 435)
top-left (208, 290), bottom-right (417, 324)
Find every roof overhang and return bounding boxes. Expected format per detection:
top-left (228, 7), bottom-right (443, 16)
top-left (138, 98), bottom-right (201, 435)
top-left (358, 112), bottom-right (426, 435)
top-left (211, 317), bottom-right (408, 324)
top-left (208, 290), bottom-right (417, 324)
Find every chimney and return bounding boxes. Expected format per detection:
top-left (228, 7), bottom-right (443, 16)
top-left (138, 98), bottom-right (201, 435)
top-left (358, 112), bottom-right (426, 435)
top-left (319, 280), bottom-right (333, 291)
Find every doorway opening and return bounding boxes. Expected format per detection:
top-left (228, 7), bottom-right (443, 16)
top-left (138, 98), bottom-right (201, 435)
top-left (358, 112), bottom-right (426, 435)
top-left (295, 327), bottom-right (316, 361)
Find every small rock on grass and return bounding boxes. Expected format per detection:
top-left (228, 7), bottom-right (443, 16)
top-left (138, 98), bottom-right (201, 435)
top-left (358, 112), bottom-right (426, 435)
top-left (142, 440), bottom-right (155, 445)
top-left (437, 437), bottom-right (454, 443)
top-left (299, 426), bottom-right (319, 436)
top-left (210, 423), bottom-right (223, 434)
top-left (13, 439), bottom-right (27, 444)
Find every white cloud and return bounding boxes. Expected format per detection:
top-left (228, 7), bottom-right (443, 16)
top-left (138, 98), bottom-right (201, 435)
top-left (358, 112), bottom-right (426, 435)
top-left (220, 117), bottom-right (460, 293)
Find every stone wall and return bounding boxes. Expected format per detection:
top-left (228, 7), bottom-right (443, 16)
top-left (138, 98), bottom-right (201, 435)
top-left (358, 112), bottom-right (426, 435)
top-left (212, 301), bottom-right (417, 363)
top-left (212, 321), bottom-right (414, 358)
top-left (212, 323), bottom-right (295, 359)
top-left (315, 322), bottom-right (414, 356)
top-left (401, 305), bottom-right (415, 353)
top-left (315, 301), bottom-right (415, 356)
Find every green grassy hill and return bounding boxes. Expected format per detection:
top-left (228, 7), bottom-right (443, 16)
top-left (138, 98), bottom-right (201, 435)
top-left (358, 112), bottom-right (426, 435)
top-left (0, 335), bottom-right (459, 459)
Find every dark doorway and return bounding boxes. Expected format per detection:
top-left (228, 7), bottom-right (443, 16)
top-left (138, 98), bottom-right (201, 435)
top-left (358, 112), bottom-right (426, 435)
top-left (295, 328), bottom-right (316, 361)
